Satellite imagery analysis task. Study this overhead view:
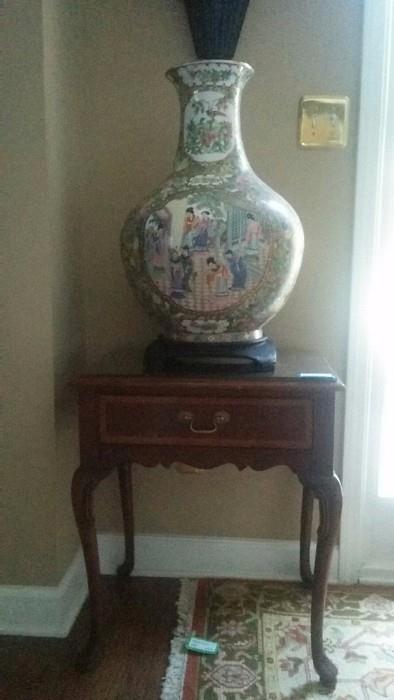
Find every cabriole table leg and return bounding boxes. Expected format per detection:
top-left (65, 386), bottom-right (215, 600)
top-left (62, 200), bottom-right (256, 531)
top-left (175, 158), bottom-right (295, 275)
top-left (300, 486), bottom-right (315, 588)
top-left (117, 463), bottom-right (135, 579)
top-left (303, 473), bottom-right (342, 689)
top-left (71, 463), bottom-right (114, 670)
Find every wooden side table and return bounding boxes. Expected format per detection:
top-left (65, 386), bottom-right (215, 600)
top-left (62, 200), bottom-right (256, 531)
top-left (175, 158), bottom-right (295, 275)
top-left (72, 349), bottom-right (343, 689)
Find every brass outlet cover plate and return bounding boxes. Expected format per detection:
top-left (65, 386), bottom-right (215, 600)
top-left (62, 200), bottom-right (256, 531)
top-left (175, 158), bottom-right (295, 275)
top-left (299, 96), bottom-right (349, 148)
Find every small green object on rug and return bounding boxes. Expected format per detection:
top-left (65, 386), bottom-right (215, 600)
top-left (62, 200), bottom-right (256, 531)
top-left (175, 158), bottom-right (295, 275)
top-left (185, 633), bottom-right (219, 655)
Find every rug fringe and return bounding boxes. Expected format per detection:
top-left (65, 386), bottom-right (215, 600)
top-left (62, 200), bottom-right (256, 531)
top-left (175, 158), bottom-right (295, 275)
top-left (160, 579), bottom-right (198, 700)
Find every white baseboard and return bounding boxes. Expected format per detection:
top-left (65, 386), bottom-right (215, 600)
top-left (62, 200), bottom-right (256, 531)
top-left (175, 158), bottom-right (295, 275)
top-left (359, 561), bottom-right (394, 586)
top-left (0, 533), bottom-right (340, 638)
top-left (99, 533), bottom-right (339, 581)
top-left (0, 549), bottom-right (87, 638)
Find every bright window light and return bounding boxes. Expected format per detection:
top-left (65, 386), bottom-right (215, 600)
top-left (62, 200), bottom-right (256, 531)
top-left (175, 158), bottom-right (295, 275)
top-left (378, 376), bottom-right (394, 497)
top-left (367, 237), bottom-right (394, 498)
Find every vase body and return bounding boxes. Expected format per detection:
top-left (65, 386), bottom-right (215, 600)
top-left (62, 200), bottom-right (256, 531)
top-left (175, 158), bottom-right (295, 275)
top-left (121, 61), bottom-right (304, 343)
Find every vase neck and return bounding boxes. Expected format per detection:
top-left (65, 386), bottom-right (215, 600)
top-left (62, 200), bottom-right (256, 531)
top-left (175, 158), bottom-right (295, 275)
top-left (166, 61), bottom-right (254, 176)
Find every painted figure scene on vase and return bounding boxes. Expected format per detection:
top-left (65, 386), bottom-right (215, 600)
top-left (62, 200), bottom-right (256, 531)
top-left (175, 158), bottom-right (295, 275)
top-left (143, 193), bottom-right (290, 314)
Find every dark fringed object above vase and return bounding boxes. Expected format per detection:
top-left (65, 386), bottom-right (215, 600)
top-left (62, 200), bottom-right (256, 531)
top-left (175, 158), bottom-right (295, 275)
top-left (184, 0), bottom-right (250, 59)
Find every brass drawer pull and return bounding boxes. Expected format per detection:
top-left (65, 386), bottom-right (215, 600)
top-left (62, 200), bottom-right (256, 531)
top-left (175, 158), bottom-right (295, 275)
top-left (178, 410), bottom-right (230, 434)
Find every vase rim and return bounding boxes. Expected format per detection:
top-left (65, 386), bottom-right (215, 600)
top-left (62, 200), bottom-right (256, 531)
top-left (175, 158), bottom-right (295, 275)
top-left (166, 59), bottom-right (254, 80)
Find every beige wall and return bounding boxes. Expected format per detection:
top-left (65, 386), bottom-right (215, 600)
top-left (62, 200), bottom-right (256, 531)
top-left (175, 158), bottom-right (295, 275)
top-left (41, 0), bottom-right (86, 580)
top-left (3, 0), bottom-right (83, 585)
top-left (3, 0), bottom-right (363, 586)
top-left (3, 0), bottom-right (57, 586)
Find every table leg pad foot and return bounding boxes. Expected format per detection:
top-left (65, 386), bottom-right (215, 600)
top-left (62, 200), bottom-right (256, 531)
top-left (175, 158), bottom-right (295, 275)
top-left (75, 639), bottom-right (102, 673)
top-left (316, 654), bottom-right (338, 690)
top-left (116, 561), bottom-right (133, 578)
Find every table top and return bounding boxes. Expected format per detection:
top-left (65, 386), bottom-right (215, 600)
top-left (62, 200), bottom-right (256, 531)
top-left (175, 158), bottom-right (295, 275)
top-left (75, 345), bottom-right (344, 390)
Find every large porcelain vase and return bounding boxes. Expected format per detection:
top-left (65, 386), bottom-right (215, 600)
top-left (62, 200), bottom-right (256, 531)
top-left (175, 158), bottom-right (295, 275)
top-left (121, 60), bottom-right (304, 343)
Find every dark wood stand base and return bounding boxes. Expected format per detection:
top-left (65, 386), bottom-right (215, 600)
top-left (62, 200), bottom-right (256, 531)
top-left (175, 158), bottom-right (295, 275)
top-left (143, 335), bottom-right (277, 374)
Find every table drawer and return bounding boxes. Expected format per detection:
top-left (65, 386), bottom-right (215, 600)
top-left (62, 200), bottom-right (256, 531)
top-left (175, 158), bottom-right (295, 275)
top-left (99, 395), bottom-right (313, 449)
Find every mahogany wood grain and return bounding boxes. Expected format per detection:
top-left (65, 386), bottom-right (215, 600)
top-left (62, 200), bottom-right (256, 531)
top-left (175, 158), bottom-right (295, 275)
top-left (100, 395), bottom-right (313, 449)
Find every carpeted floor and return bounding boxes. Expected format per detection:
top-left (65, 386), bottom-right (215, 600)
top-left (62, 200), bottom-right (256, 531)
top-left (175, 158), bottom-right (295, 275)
top-left (161, 580), bottom-right (394, 700)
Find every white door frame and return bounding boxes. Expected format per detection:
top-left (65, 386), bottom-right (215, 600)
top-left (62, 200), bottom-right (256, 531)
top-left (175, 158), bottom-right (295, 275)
top-left (339, 0), bottom-right (394, 583)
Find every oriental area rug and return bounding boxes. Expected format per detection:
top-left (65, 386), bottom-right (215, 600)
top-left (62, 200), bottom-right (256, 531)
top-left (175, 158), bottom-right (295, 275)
top-left (161, 579), bottom-right (394, 700)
